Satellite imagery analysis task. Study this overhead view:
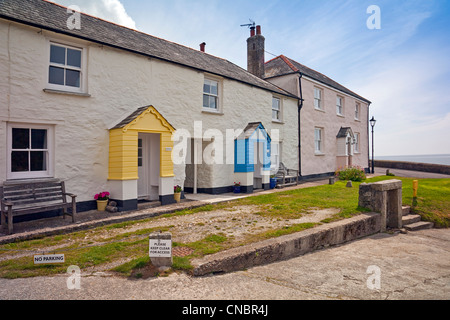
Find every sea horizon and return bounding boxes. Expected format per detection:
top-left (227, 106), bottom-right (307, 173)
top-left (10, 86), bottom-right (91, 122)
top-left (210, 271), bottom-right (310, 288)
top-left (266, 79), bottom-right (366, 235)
top-left (375, 154), bottom-right (450, 166)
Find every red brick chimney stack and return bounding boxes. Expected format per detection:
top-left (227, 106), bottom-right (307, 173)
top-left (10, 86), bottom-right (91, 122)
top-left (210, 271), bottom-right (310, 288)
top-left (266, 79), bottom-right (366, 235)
top-left (200, 42), bottom-right (206, 52)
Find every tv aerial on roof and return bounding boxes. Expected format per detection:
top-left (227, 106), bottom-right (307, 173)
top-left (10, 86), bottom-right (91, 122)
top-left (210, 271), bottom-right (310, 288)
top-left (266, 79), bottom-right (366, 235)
top-left (240, 19), bottom-right (256, 29)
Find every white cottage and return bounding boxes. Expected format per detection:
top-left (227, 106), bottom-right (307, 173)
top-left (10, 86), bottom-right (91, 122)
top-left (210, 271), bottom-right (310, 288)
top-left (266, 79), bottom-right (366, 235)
top-left (0, 0), bottom-right (300, 218)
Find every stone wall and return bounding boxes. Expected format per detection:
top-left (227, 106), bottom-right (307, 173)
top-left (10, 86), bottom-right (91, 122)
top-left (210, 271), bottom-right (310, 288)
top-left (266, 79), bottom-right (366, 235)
top-left (375, 160), bottom-right (450, 175)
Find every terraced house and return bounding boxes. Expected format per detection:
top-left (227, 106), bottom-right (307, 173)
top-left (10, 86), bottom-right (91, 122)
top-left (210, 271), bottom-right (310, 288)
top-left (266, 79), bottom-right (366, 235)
top-left (0, 0), bottom-right (370, 221)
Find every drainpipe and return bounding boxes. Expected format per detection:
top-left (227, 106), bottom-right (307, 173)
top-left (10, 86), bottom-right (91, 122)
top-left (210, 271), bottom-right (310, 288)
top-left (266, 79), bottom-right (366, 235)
top-left (297, 72), bottom-right (304, 177)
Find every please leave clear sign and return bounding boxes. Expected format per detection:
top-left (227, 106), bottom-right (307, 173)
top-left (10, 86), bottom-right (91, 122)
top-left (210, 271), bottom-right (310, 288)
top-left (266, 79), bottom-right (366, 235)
top-left (34, 254), bottom-right (65, 264)
top-left (149, 239), bottom-right (172, 258)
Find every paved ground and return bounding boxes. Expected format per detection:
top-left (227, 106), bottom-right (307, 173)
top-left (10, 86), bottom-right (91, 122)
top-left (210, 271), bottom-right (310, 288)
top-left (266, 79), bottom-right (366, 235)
top-left (0, 228), bottom-right (448, 300)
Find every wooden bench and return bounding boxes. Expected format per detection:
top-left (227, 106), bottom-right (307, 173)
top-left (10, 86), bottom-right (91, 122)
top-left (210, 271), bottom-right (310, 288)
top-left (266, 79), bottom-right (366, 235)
top-left (275, 162), bottom-right (299, 188)
top-left (0, 180), bottom-right (77, 235)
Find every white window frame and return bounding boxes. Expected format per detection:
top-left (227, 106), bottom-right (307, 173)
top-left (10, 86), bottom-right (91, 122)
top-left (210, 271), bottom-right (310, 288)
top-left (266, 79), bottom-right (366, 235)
top-left (272, 96), bottom-right (282, 122)
top-left (336, 96), bottom-right (344, 116)
top-left (355, 102), bottom-right (360, 120)
top-left (202, 77), bottom-right (221, 113)
top-left (46, 40), bottom-right (87, 94)
top-left (7, 123), bottom-right (55, 180)
top-left (314, 87), bottom-right (323, 111)
top-left (314, 127), bottom-right (324, 154)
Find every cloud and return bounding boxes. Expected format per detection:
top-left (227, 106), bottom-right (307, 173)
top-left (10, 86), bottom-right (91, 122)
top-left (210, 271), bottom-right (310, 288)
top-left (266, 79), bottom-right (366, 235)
top-left (52, 0), bottom-right (136, 29)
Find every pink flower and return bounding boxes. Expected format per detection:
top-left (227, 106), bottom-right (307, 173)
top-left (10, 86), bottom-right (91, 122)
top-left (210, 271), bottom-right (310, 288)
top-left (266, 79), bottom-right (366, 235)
top-left (94, 194), bottom-right (99, 200)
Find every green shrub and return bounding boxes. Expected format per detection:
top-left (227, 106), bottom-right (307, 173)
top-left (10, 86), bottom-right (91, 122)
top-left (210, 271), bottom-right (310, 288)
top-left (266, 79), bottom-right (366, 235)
top-left (335, 166), bottom-right (366, 182)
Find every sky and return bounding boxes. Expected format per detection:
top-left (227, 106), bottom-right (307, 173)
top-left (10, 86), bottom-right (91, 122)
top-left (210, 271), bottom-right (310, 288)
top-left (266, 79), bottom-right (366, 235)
top-left (54, 0), bottom-right (450, 157)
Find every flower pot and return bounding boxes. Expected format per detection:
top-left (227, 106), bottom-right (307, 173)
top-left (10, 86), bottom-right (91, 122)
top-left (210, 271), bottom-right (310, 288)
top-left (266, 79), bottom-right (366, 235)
top-left (97, 200), bottom-right (108, 211)
top-left (233, 186), bottom-right (241, 194)
top-left (174, 192), bottom-right (181, 203)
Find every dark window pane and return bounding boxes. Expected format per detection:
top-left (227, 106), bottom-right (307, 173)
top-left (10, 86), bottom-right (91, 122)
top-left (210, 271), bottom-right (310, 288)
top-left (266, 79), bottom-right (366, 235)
top-left (67, 48), bottom-right (81, 68)
top-left (49, 66), bottom-right (65, 85)
top-left (138, 139), bottom-right (143, 148)
top-left (31, 129), bottom-right (47, 149)
top-left (138, 158), bottom-right (143, 167)
top-left (11, 151), bottom-right (29, 172)
top-left (31, 151), bottom-right (47, 172)
top-left (203, 83), bottom-right (210, 94)
top-left (210, 82), bottom-right (218, 95)
top-left (209, 96), bottom-right (217, 109)
top-left (50, 45), bottom-right (66, 65)
top-left (12, 128), bottom-right (29, 149)
top-left (65, 69), bottom-right (80, 87)
top-left (203, 95), bottom-right (209, 108)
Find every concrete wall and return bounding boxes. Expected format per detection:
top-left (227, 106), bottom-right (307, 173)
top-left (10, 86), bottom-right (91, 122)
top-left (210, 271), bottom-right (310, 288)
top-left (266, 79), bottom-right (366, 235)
top-left (193, 213), bottom-right (381, 276)
top-left (375, 160), bottom-right (450, 175)
top-left (0, 20), bottom-right (299, 204)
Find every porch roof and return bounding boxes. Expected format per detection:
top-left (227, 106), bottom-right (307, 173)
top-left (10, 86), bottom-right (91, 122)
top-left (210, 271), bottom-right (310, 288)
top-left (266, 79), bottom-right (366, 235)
top-left (237, 122), bottom-right (271, 142)
top-left (336, 127), bottom-right (354, 138)
top-left (111, 106), bottom-right (176, 133)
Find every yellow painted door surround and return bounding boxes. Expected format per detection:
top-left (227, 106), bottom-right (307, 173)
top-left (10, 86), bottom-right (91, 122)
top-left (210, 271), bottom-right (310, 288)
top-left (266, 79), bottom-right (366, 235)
top-left (108, 106), bottom-right (175, 181)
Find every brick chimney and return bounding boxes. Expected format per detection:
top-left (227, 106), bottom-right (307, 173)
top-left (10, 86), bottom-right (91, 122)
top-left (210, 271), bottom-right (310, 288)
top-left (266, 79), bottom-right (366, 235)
top-left (247, 25), bottom-right (265, 78)
top-left (200, 42), bottom-right (206, 52)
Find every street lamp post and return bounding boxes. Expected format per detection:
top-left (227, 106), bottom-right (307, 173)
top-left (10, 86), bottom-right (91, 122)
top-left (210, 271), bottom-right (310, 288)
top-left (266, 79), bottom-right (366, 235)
top-left (370, 116), bottom-right (377, 174)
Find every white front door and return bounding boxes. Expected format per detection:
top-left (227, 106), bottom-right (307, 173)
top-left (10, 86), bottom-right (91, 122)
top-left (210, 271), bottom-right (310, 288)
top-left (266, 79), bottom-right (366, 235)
top-left (138, 133), bottom-right (160, 201)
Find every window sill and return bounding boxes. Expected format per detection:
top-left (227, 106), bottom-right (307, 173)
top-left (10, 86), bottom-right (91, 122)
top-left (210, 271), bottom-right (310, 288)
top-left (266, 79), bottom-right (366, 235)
top-left (272, 119), bottom-right (284, 124)
top-left (336, 114), bottom-right (345, 118)
top-left (5, 177), bottom-right (57, 185)
top-left (315, 152), bottom-right (325, 156)
top-left (314, 108), bottom-right (325, 113)
top-left (202, 109), bottom-right (223, 115)
top-left (354, 118), bottom-right (361, 122)
top-left (44, 88), bottom-right (91, 97)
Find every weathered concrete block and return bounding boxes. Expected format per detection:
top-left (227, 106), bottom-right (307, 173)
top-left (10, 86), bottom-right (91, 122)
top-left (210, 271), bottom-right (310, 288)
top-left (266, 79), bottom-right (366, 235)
top-left (358, 179), bottom-right (403, 232)
top-left (370, 179), bottom-right (402, 191)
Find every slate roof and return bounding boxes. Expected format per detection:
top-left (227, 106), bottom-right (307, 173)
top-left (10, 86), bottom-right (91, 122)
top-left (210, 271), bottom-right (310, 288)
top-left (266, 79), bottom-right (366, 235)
top-left (0, 0), bottom-right (298, 99)
top-left (265, 55), bottom-right (371, 104)
top-left (336, 127), bottom-right (354, 138)
top-left (111, 105), bottom-right (176, 131)
top-left (111, 106), bottom-right (149, 129)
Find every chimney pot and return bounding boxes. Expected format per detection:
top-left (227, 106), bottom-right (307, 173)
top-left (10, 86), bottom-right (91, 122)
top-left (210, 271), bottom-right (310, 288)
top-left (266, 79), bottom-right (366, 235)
top-left (200, 42), bottom-right (206, 52)
top-left (256, 25), bottom-right (261, 35)
top-left (250, 26), bottom-right (256, 37)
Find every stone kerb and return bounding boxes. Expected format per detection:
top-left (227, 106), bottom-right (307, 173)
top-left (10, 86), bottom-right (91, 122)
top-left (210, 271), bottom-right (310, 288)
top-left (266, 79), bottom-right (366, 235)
top-left (358, 179), bottom-right (403, 232)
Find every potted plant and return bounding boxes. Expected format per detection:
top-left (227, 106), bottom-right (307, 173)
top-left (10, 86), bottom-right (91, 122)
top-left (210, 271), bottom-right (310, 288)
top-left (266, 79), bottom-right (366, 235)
top-left (94, 191), bottom-right (110, 211)
top-left (174, 185), bottom-right (182, 203)
top-left (233, 182), bottom-right (241, 194)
